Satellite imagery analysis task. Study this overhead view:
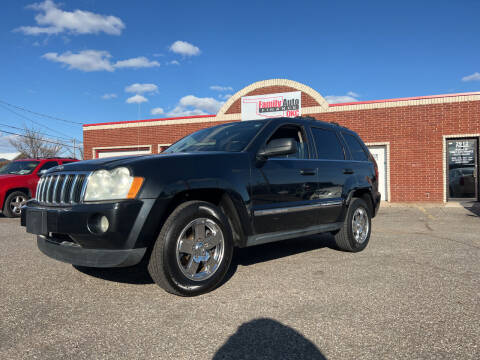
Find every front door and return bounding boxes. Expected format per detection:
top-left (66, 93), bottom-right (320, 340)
top-left (447, 138), bottom-right (478, 200)
top-left (251, 124), bottom-right (318, 234)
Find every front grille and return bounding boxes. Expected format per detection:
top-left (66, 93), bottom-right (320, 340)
top-left (36, 173), bottom-right (90, 205)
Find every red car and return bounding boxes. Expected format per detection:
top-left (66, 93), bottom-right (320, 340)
top-left (0, 158), bottom-right (78, 218)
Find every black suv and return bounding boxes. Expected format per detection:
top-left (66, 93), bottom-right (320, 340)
top-left (22, 117), bottom-right (380, 296)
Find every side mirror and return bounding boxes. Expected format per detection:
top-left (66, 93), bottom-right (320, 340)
top-left (258, 138), bottom-right (297, 159)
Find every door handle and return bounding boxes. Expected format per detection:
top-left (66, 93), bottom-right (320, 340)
top-left (343, 169), bottom-right (355, 174)
top-left (300, 169), bottom-right (316, 176)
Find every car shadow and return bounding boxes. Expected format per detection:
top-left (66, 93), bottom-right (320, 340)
top-left (74, 260), bottom-right (154, 285)
top-left (463, 201), bottom-right (480, 217)
top-left (213, 318), bottom-right (327, 360)
top-left (74, 233), bottom-right (337, 287)
top-left (218, 233), bottom-right (336, 288)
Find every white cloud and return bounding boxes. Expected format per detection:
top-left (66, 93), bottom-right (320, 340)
top-left (114, 57), bottom-right (160, 69)
top-left (325, 91), bottom-right (360, 104)
top-left (126, 95), bottom-right (148, 104)
top-left (42, 50), bottom-right (114, 71)
top-left (219, 93), bottom-right (233, 100)
top-left (151, 107), bottom-right (164, 115)
top-left (167, 60), bottom-right (180, 65)
top-left (42, 50), bottom-right (159, 72)
top-left (125, 83), bottom-right (158, 94)
top-left (168, 107), bottom-right (207, 117)
top-left (15, 0), bottom-right (125, 36)
top-left (462, 72), bottom-right (480, 82)
top-left (101, 93), bottom-right (117, 99)
top-left (169, 40), bottom-right (201, 56)
top-left (0, 134), bottom-right (18, 153)
top-left (168, 95), bottom-right (223, 116)
top-left (210, 85), bottom-right (233, 92)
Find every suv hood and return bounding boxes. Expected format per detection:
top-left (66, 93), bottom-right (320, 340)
top-left (47, 152), bottom-right (237, 173)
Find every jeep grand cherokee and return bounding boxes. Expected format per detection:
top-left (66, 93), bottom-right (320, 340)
top-left (22, 117), bottom-right (380, 296)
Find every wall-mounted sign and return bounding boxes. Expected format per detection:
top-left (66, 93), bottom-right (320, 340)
top-left (448, 140), bottom-right (475, 166)
top-left (241, 91), bottom-right (301, 120)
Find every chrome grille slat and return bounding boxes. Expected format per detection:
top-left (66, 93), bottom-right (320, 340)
top-left (36, 172), bottom-right (90, 206)
top-left (70, 175), bottom-right (79, 204)
top-left (52, 175), bottom-right (61, 204)
top-left (59, 175), bottom-right (69, 203)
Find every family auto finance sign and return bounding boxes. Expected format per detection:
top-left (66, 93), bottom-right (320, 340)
top-left (241, 91), bottom-right (301, 120)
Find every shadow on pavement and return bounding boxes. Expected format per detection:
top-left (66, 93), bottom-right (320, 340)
top-left (74, 261), bottom-right (154, 285)
top-left (74, 233), bottom-right (336, 287)
top-left (213, 318), bottom-right (327, 360)
top-left (463, 202), bottom-right (480, 217)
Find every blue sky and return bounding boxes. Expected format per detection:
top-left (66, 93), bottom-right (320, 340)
top-left (0, 0), bottom-right (479, 153)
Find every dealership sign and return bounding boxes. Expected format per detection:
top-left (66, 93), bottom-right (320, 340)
top-left (241, 91), bottom-right (301, 120)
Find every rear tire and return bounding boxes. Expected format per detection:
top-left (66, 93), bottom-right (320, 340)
top-left (3, 191), bottom-right (28, 218)
top-left (334, 197), bottom-right (371, 252)
top-left (148, 201), bottom-right (234, 296)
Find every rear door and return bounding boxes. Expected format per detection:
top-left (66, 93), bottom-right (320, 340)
top-left (309, 126), bottom-right (348, 224)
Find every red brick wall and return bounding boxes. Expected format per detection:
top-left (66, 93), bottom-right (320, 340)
top-left (312, 101), bottom-right (480, 202)
top-left (84, 90), bottom-right (480, 202)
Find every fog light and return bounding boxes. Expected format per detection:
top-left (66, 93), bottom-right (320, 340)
top-left (88, 214), bottom-right (110, 234)
top-left (99, 216), bottom-right (109, 233)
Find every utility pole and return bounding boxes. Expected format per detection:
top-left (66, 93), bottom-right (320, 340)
top-left (73, 138), bottom-right (76, 159)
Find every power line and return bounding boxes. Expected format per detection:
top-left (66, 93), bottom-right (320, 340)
top-left (0, 103), bottom-right (79, 141)
top-left (0, 122), bottom-right (73, 142)
top-left (0, 129), bottom-right (77, 149)
top-left (0, 99), bottom-right (83, 125)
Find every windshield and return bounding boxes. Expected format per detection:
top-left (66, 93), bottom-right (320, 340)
top-left (0, 161), bottom-right (40, 175)
top-left (164, 121), bottom-right (266, 153)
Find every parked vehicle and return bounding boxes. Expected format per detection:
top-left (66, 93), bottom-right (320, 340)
top-left (22, 117), bottom-right (380, 296)
top-left (0, 158), bottom-right (77, 217)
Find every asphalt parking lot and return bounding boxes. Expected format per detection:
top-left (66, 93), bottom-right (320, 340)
top-left (1, 205), bottom-right (479, 359)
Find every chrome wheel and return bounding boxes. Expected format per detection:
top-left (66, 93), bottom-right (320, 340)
top-left (352, 207), bottom-right (369, 244)
top-left (176, 218), bottom-right (225, 281)
top-left (10, 195), bottom-right (27, 216)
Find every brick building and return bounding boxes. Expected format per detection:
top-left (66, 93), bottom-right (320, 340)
top-left (83, 79), bottom-right (480, 203)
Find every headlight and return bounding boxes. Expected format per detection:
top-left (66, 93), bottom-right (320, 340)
top-left (84, 167), bottom-right (144, 202)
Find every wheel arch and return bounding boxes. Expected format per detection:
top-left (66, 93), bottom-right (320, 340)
top-left (2, 188), bottom-right (31, 208)
top-left (347, 188), bottom-right (375, 217)
top-left (164, 188), bottom-right (250, 247)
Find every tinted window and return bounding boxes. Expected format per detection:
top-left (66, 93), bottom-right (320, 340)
top-left (266, 125), bottom-right (308, 159)
top-left (311, 128), bottom-right (344, 160)
top-left (0, 161), bottom-right (39, 175)
top-left (343, 133), bottom-right (368, 161)
top-left (38, 161), bottom-right (59, 172)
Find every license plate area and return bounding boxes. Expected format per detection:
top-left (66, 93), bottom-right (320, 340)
top-left (26, 209), bottom-right (48, 235)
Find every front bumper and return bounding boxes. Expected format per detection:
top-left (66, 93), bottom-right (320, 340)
top-left (21, 198), bottom-right (159, 267)
top-left (37, 235), bottom-right (146, 268)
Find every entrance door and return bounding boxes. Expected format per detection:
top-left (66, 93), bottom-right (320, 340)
top-left (447, 139), bottom-right (478, 200)
top-left (368, 146), bottom-right (388, 201)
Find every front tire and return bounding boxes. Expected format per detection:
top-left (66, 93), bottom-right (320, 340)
top-left (148, 201), bottom-right (234, 296)
top-left (3, 191), bottom-right (28, 218)
top-left (334, 197), bottom-right (371, 252)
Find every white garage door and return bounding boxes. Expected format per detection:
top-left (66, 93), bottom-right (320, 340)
top-left (97, 149), bottom-right (152, 158)
top-left (368, 145), bottom-right (388, 201)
